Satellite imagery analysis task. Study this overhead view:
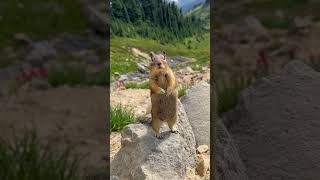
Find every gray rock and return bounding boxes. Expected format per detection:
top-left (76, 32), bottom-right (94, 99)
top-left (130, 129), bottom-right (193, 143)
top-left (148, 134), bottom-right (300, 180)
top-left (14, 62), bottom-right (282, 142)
top-left (224, 61), bottom-right (320, 179)
top-left (26, 41), bottom-right (57, 64)
top-left (0, 65), bottom-right (21, 91)
top-left (137, 63), bottom-right (148, 74)
top-left (181, 82), bottom-right (210, 146)
top-left (215, 119), bottom-right (249, 180)
top-left (169, 56), bottom-right (195, 68)
top-left (13, 33), bottom-right (32, 44)
top-left (294, 16), bottom-right (312, 28)
top-left (110, 176), bottom-right (119, 180)
top-left (220, 23), bottom-right (249, 43)
top-left (126, 72), bottom-right (148, 81)
top-left (244, 16), bottom-right (269, 40)
top-left (72, 50), bottom-right (100, 64)
top-left (179, 66), bottom-right (194, 75)
top-left (21, 78), bottom-right (50, 91)
top-left (111, 100), bottom-right (196, 180)
top-left (53, 34), bottom-right (96, 52)
top-left (118, 74), bottom-right (128, 82)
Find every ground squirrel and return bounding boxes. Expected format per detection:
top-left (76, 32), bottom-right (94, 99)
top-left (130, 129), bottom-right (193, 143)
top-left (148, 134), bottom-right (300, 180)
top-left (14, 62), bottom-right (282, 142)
top-left (149, 51), bottom-right (178, 139)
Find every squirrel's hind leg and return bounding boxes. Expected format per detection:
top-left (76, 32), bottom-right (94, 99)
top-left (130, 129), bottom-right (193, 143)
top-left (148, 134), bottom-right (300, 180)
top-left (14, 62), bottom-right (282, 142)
top-left (168, 115), bottom-right (178, 134)
top-left (151, 118), bottom-right (163, 139)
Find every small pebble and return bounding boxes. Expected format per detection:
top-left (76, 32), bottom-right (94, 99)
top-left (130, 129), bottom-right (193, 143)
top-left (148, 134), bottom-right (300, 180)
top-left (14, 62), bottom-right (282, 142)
top-left (197, 145), bottom-right (209, 154)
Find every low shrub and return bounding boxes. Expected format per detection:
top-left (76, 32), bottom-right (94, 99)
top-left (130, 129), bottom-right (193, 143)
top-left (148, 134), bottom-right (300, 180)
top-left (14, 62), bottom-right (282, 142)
top-left (217, 73), bottom-right (254, 116)
top-left (178, 84), bottom-right (189, 98)
top-left (110, 104), bottom-right (135, 132)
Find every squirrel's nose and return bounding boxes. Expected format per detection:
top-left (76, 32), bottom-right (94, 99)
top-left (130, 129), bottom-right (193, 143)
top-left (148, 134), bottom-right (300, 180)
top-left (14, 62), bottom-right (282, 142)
top-left (158, 63), bottom-right (161, 66)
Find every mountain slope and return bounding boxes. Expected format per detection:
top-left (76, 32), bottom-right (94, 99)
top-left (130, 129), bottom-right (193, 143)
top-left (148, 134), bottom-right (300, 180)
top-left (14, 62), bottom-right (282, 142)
top-left (187, 2), bottom-right (209, 30)
top-left (181, 0), bottom-right (206, 13)
top-left (111, 0), bottom-right (203, 43)
top-left (166, 0), bottom-right (205, 13)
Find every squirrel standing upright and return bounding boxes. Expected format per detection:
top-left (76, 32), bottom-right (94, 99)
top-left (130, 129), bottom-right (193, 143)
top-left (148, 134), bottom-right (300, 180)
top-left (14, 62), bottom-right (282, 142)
top-left (149, 51), bottom-right (178, 139)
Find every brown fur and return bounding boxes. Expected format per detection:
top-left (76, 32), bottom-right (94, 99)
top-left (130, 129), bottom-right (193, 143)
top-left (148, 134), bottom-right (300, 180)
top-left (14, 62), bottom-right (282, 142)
top-left (149, 51), bottom-right (178, 138)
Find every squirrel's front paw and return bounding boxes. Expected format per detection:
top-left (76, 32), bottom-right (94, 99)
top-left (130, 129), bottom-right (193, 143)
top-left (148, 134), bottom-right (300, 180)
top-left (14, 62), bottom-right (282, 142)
top-left (158, 88), bottom-right (166, 95)
top-left (166, 87), bottom-right (174, 96)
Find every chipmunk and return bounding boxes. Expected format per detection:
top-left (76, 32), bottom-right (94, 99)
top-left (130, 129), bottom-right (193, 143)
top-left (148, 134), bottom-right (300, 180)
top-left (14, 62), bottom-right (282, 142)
top-left (149, 51), bottom-right (178, 139)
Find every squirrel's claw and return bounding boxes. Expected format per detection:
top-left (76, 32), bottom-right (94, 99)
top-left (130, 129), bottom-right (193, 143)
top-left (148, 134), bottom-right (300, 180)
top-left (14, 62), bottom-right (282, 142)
top-left (159, 88), bottom-right (166, 95)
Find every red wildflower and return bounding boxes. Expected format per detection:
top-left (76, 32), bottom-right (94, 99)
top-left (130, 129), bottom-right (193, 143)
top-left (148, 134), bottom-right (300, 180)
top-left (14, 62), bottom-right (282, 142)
top-left (31, 67), bottom-right (41, 77)
top-left (16, 75), bottom-right (24, 82)
top-left (22, 70), bottom-right (33, 81)
top-left (39, 66), bottom-right (48, 77)
top-left (288, 48), bottom-right (295, 60)
top-left (258, 50), bottom-right (267, 65)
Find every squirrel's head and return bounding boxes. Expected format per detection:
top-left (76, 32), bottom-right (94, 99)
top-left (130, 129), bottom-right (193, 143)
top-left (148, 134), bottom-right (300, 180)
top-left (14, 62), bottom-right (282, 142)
top-left (150, 51), bottom-right (167, 69)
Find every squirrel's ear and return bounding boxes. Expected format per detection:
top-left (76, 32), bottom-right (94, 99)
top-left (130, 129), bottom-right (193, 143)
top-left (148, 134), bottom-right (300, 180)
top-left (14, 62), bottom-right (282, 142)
top-left (150, 52), bottom-right (155, 61)
top-left (162, 50), bottom-right (166, 60)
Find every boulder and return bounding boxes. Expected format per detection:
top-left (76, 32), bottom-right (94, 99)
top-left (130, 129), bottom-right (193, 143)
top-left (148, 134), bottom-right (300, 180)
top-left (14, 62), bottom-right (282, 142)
top-left (224, 61), bottom-right (320, 179)
top-left (111, 100), bottom-right (196, 180)
top-left (25, 41), bottom-right (57, 64)
top-left (244, 16), bottom-right (269, 40)
top-left (197, 145), bottom-right (209, 154)
top-left (181, 82), bottom-right (210, 146)
top-left (20, 78), bottom-right (50, 91)
top-left (72, 50), bottom-right (100, 64)
top-left (13, 33), bottom-right (32, 45)
top-left (169, 56), bottom-right (196, 68)
top-left (294, 16), bottom-right (312, 29)
top-left (53, 34), bottom-right (96, 52)
top-left (215, 119), bottom-right (249, 180)
top-left (137, 63), bottom-right (148, 74)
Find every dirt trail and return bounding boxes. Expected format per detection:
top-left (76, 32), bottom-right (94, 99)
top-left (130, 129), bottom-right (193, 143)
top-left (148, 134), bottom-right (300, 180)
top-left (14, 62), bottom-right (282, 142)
top-left (0, 86), bottom-right (107, 175)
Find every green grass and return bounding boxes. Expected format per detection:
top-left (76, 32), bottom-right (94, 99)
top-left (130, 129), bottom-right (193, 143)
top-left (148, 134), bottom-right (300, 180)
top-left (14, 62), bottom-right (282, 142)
top-left (110, 104), bottom-right (135, 132)
top-left (217, 73), bottom-right (254, 116)
top-left (48, 64), bottom-right (107, 87)
top-left (125, 81), bottom-right (149, 89)
top-left (0, 47), bottom-right (20, 69)
top-left (178, 84), bottom-right (189, 98)
top-left (0, 57), bottom-right (17, 69)
top-left (86, 68), bottom-right (108, 86)
top-left (260, 16), bottom-right (292, 29)
top-left (247, 0), bottom-right (309, 14)
top-left (0, 130), bottom-right (82, 180)
top-left (48, 65), bottom-right (86, 87)
top-left (0, 0), bottom-right (87, 47)
top-left (110, 34), bottom-right (209, 77)
top-left (246, 0), bottom-right (320, 29)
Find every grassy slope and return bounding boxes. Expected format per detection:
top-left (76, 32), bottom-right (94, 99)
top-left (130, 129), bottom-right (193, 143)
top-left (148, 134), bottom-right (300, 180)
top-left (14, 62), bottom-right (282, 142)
top-left (0, 0), bottom-right (87, 44)
top-left (110, 33), bottom-right (210, 76)
top-left (216, 0), bottom-right (320, 28)
top-left (0, 0), bottom-right (88, 69)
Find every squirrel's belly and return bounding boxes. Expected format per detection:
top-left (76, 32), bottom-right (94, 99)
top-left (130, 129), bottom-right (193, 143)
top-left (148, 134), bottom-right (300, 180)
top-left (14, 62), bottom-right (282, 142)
top-left (152, 95), bottom-right (177, 121)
